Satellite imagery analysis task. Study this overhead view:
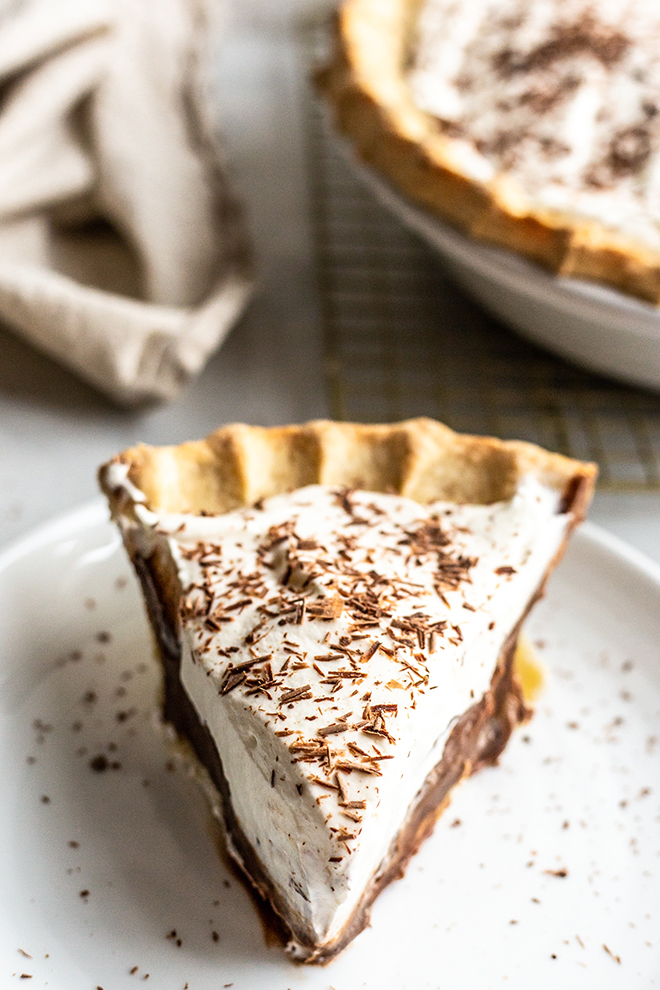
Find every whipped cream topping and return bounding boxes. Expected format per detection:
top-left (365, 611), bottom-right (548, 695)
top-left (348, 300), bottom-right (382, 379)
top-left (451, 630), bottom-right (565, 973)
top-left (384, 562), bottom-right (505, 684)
top-left (409, 0), bottom-right (660, 250)
top-left (111, 476), bottom-right (570, 950)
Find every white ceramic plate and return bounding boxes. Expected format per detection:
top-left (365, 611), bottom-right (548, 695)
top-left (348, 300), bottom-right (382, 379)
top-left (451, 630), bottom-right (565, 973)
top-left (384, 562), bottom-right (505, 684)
top-left (0, 503), bottom-right (659, 989)
top-left (346, 147), bottom-right (660, 393)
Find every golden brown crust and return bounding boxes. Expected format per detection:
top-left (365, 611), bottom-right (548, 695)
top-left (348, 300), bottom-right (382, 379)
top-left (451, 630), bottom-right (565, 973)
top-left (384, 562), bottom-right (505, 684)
top-left (99, 417), bottom-right (597, 518)
top-left (317, 0), bottom-right (660, 305)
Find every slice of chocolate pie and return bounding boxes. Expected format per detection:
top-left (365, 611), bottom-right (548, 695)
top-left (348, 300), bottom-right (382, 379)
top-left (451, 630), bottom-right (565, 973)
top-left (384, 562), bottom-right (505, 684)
top-left (319, 0), bottom-right (660, 303)
top-left (99, 418), bottom-right (595, 963)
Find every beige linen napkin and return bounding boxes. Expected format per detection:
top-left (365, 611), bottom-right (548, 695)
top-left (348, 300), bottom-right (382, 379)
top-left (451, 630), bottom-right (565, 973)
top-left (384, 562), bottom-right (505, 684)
top-left (0, 0), bottom-right (253, 404)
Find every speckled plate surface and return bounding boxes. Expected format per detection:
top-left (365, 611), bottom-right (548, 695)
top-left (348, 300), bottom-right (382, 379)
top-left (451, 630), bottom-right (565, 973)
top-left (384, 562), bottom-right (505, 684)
top-left (0, 503), bottom-right (658, 989)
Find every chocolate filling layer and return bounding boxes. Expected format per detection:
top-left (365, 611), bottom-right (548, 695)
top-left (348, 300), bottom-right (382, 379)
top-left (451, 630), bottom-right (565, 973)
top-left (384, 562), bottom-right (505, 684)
top-left (133, 549), bottom-right (529, 964)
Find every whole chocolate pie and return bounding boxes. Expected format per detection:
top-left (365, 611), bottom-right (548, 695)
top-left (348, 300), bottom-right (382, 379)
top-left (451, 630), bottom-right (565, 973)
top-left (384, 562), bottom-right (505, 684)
top-left (319, 0), bottom-right (660, 303)
top-left (99, 418), bottom-right (595, 962)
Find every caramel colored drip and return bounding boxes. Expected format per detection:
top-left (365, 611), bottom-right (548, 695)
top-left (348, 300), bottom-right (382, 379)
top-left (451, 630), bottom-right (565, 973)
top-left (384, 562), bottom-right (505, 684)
top-left (513, 635), bottom-right (544, 703)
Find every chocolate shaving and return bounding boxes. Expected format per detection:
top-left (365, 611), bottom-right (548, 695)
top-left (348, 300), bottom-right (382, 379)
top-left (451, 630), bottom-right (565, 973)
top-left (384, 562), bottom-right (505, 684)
top-left (290, 740), bottom-right (326, 755)
top-left (279, 684), bottom-right (312, 705)
top-left (232, 654), bottom-right (272, 673)
top-left (332, 828), bottom-right (357, 842)
top-left (607, 125), bottom-right (652, 177)
top-left (357, 640), bottom-right (381, 663)
top-left (310, 775), bottom-right (338, 790)
top-left (335, 760), bottom-right (382, 776)
top-left (223, 598), bottom-right (253, 612)
top-left (335, 772), bottom-right (349, 806)
top-left (318, 723), bottom-right (350, 737)
top-left (220, 671), bottom-right (247, 695)
top-left (306, 595), bottom-right (344, 619)
top-left (493, 14), bottom-right (629, 77)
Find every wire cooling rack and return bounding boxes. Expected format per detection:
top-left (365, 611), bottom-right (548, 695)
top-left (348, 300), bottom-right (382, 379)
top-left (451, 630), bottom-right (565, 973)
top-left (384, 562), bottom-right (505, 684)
top-left (301, 28), bottom-right (660, 491)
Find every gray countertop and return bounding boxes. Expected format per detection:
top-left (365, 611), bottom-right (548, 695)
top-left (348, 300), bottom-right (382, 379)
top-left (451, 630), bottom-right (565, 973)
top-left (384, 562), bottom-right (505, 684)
top-left (1, 0), bottom-right (659, 565)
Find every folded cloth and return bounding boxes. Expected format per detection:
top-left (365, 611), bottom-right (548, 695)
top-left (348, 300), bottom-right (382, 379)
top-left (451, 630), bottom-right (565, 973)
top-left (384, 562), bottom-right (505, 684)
top-left (0, 0), bottom-right (253, 404)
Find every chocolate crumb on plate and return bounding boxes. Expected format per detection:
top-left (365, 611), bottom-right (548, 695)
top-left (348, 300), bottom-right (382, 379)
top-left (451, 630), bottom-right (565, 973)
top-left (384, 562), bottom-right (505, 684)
top-left (603, 944), bottom-right (622, 963)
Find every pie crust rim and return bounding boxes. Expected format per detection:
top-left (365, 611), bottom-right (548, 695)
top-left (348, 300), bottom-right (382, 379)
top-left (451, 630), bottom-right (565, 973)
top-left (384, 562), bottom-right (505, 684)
top-left (99, 417), bottom-right (596, 518)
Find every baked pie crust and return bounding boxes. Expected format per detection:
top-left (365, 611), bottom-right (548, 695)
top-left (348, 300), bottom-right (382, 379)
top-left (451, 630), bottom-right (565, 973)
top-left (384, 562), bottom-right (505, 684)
top-left (318, 0), bottom-right (660, 304)
top-left (99, 418), bottom-right (596, 962)
top-left (101, 417), bottom-right (595, 515)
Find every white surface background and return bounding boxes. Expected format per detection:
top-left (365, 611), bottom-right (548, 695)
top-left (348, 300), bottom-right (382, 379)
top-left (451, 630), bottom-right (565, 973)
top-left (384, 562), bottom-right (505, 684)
top-left (0, 0), bottom-right (659, 561)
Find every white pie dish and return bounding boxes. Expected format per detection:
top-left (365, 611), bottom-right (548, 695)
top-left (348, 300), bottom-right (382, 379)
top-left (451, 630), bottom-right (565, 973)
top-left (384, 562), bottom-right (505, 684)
top-left (0, 502), bottom-right (659, 988)
top-left (344, 145), bottom-right (660, 394)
